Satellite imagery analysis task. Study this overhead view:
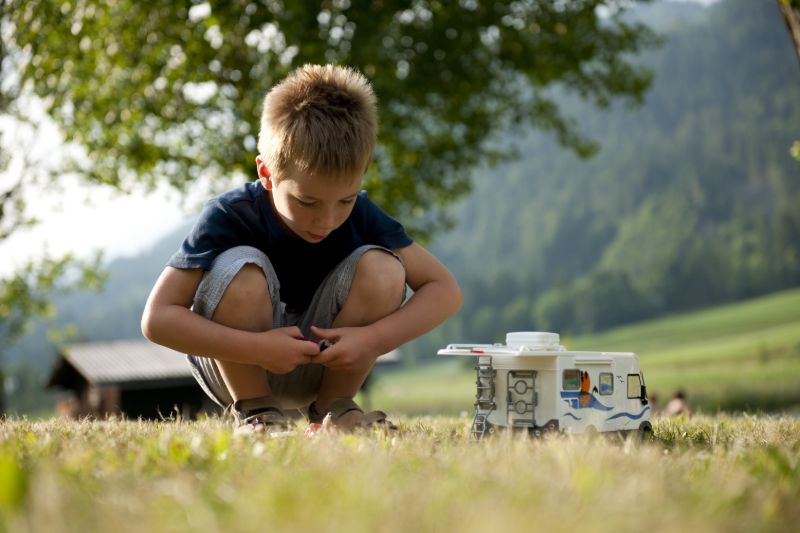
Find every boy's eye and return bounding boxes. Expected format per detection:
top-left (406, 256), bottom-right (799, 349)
top-left (296, 198), bottom-right (317, 207)
top-left (340, 198), bottom-right (356, 205)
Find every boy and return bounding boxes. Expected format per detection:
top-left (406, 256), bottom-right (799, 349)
top-left (141, 64), bottom-right (462, 432)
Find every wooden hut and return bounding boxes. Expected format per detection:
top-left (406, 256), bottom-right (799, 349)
top-left (46, 340), bottom-right (219, 419)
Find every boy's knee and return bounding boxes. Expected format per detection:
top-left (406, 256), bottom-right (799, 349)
top-left (221, 263), bottom-right (271, 310)
top-left (353, 249), bottom-right (406, 303)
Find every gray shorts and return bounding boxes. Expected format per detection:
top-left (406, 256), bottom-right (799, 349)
top-left (187, 244), bottom-right (403, 410)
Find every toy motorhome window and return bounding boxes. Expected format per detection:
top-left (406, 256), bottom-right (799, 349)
top-left (627, 374), bottom-right (642, 399)
top-left (599, 373), bottom-right (614, 395)
top-left (563, 369), bottom-right (580, 390)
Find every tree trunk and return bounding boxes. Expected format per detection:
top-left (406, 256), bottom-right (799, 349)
top-left (778, 1), bottom-right (800, 62)
top-left (0, 367), bottom-right (6, 417)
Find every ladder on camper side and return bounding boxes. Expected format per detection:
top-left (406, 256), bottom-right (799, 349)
top-left (472, 360), bottom-right (496, 439)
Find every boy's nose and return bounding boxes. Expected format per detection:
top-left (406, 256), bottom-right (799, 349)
top-left (315, 209), bottom-right (337, 230)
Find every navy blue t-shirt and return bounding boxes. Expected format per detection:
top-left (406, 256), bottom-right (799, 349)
top-left (168, 181), bottom-right (413, 312)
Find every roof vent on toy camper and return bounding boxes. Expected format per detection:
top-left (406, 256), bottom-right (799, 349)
top-left (505, 331), bottom-right (563, 351)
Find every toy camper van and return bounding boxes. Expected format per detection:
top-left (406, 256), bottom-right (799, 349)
top-left (438, 332), bottom-right (652, 438)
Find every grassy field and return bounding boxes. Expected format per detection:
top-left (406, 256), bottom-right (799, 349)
top-left (0, 415), bottom-right (798, 533)
top-left (366, 288), bottom-right (800, 415)
top-left (569, 288), bottom-right (800, 411)
top-left (3, 292), bottom-right (796, 532)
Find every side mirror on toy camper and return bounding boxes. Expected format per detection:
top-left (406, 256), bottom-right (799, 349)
top-left (640, 370), bottom-right (649, 406)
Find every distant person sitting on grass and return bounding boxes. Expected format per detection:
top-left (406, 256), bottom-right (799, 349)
top-left (662, 390), bottom-right (692, 417)
top-left (141, 64), bottom-right (462, 433)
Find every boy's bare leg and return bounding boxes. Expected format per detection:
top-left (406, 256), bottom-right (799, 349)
top-left (211, 264), bottom-right (273, 402)
top-left (315, 250), bottom-right (406, 413)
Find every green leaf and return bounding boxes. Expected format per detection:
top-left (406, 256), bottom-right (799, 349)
top-left (0, 452), bottom-right (27, 511)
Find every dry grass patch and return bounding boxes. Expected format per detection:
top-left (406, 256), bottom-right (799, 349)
top-left (0, 414), bottom-right (798, 532)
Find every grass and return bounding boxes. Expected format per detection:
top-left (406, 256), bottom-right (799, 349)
top-left (3, 292), bottom-right (796, 531)
top-left (359, 360), bottom-right (475, 416)
top-left (568, 288), bottom-right (800, 354)
top-left (368, 288), bottom-right (800, 415)
top-left (0, 415), bottom-right (798, 533)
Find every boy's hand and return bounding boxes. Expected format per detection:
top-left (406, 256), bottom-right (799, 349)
top-left (309, 325), bottom-right (379, 372)
top-left (257, 326), bottom-right (321, 374)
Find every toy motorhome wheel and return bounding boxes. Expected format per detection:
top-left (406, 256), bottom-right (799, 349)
top-left (638, 421), bottom-right (653, 439)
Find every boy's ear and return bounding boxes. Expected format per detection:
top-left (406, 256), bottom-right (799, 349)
top-left (255, 156), bottom-right (272, 190)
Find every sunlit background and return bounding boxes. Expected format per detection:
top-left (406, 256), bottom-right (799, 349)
top-left (1, 0), bottom-right (799, 419)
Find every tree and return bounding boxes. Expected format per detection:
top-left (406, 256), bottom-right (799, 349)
top-left (0, 3), bottom-right (105, 414)
top-left (778, 0), bottom-right (800, 161)
top-left (7, 0), bottom-right (656, 239)
top-left (778, 0), bottom-right (800, 61)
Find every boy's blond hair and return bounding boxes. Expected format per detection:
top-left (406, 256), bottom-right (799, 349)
top-left (257, 64), bottom-right (378, 180)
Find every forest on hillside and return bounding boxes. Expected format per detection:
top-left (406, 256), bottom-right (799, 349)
top-left (421, 0), bottom-right (800, 352)
top-left (4, 0), bottom-right (800, 409)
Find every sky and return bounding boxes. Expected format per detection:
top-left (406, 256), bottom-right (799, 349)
top-left (0, 180), bottom-right (189, 275)
top-left (0, 0), bottom-right (721, 279)
top-left (0, 104), bottom-right (191, 276)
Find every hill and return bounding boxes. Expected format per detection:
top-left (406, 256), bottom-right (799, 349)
top-left (569, 288), bottom-right (800, 411)
top-left (426, 0), bottom-right (800, 350)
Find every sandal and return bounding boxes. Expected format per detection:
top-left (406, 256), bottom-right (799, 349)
top-left (307, 398), bottom-right (397, 431)
top-left (363, 409), bottom-right (397, 430)
top-left (232, 396), bottom-right (291, 436)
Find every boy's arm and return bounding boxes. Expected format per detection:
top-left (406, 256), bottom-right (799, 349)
top-left (141, 266), bottom-right (319, 373)
top-left (370, 242), bottom-right (462, 353)
top-left (312, 243), bottom-right (462, 364)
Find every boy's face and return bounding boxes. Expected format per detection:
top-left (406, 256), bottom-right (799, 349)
top-left (256, 157), bottom-right (362, 243)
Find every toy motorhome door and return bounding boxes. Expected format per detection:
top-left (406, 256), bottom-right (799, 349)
top-left (438, 332), bottom-right (652, 438)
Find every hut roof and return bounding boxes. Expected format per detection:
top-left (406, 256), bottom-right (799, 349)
top-left (47, 339), bottom-right (402, 391)
top-left (47, 340), bottom-right (194, 389)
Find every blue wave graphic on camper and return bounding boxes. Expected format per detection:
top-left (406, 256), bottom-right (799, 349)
top-left (560, 391), bottom-right (613, 411)
top-left (606, 406), bottom-right (651, 422)
top-left (563, 412), bottom-right (582, 421)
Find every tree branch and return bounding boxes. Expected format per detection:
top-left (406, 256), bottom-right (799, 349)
top-left (778, 0), bottom-right (800, 63)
